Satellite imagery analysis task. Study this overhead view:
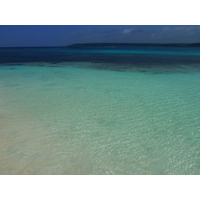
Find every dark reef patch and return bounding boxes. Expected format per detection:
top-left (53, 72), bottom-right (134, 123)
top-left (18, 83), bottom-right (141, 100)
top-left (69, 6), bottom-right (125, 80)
top-left (1, 46), bottom-right (200, 73)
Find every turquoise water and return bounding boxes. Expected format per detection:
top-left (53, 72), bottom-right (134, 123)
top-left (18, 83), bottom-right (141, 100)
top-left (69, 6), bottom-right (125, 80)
top-left (0, 62), bottom-right (199, 174)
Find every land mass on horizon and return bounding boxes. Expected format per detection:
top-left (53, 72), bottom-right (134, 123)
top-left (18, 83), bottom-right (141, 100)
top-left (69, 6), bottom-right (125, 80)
top-left (1, 43), bottom-right (200, 49)
top-left (67, 43), bottom-right (200, 48)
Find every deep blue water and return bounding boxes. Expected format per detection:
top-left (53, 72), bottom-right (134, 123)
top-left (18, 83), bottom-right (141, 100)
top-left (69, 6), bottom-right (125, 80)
top-left (1, 46), bottom-right (200, 72)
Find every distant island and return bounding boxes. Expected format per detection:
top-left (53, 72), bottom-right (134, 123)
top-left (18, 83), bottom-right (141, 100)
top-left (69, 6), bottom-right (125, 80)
top-left (67, 43), bottom-right (200, 48)
top-left (1, 43), bottom-right (200, 49)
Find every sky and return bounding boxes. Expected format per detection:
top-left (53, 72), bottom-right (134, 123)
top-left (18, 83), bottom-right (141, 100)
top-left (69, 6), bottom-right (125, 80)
top-left (0, 25), bottom-right (200, 47)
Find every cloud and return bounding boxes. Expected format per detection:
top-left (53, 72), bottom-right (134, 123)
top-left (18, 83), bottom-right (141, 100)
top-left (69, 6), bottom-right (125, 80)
top-left (123, 28), bottom-right (135, 34)
top-left (160, 26), bottom-right (200, 35)
top-left (162, 27), bottom-right (170, 31)
top-left (174, 26), bottom-right (185, 31)
top-left (157, 26), bottom-right (200, 42)
top-left (70, 26), bottom-right (200, 44)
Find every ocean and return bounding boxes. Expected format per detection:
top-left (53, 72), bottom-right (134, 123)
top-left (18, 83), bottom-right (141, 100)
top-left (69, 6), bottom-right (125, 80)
top-left (0, 45), bottom-right (200, 174)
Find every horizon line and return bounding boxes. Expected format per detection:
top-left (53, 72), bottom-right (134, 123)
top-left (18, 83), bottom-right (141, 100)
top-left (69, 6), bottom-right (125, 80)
top-left (1, 42), bottom-right (200, 48)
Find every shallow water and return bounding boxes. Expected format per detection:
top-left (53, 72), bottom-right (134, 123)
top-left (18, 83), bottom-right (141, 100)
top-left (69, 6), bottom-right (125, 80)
top-left (0, 61), bottom-right (200, 174)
